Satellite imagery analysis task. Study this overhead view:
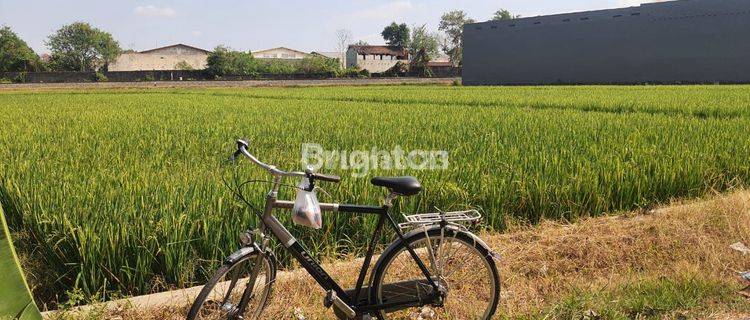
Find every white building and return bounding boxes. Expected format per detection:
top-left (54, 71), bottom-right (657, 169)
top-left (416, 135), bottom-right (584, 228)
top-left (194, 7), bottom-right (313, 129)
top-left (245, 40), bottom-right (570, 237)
top-left (346, 45), bottom-right (409, 73)
top-left (252, 47), bottom-right (310, 60)
top-left (109, 44), bottom-right (209, 71)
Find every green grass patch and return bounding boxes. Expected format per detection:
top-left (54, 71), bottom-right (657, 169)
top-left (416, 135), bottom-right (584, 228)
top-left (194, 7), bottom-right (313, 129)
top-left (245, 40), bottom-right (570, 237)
top-left (1, 85), bottom-right (749, 303)
top-left (532, 276), bottom-right (747, 320)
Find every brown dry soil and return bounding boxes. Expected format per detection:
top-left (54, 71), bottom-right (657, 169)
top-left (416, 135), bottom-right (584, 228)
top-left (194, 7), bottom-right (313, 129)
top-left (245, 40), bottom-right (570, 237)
top-left (0, 77), bottom-right (459, 91)
top-left (45, 191), bottom-right (750, 319)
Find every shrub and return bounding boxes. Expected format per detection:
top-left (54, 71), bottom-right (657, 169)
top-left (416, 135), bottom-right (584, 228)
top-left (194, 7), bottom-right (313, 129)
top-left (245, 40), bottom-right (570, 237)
top-left (297, 56), bottom-right (340, 75)
top-left (144, 74), bottom-right (155, 81)
top-left (12, 72), bottom-right (27, 83)
top-left (260, 60), bottom-right (297, 75)
top-left (206, 46), bottom-right (257, 77)
top-left (207, 46), bottom-right (345, 77)
top-left (382, 61), bottom-right (408, 77)
top-left (0, 78), bottom-right (12, 84)
top-left (336, 67), bottom-right (361, 78)
top-left (94, 72), bottom-right (108, 82)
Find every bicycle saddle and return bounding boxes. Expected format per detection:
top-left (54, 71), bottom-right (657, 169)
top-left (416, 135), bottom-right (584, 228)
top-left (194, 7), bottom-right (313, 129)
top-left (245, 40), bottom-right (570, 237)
top-left (370, 176), bottom-right (422, 196)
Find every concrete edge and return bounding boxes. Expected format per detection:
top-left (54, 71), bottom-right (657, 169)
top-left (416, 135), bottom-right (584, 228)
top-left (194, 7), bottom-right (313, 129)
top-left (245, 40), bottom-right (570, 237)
top-left (0, 77), bottom-right (460, 91)
top-left (40, 254), bottom-right (375, 318)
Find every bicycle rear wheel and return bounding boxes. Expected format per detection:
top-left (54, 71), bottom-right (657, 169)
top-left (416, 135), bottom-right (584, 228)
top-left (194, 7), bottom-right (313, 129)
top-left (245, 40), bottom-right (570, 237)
top-left (370, 228), bottom-right (500, 319)
top-left (187, 249), bottom-right (275, 320)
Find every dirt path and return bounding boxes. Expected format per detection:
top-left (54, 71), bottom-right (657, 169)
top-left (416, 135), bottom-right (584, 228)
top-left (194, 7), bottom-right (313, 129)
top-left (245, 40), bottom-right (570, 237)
top-left (0, 77), bottom-right (459, 91)
top-left (43, 191), bottom-right (750, 319)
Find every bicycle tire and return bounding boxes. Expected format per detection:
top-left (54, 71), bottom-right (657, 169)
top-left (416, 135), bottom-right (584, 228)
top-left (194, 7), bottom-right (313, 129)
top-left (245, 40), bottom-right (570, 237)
top-left (186, 249), bottom-right (276, 320)
top-left (369, 227), bottom-right (500, 319)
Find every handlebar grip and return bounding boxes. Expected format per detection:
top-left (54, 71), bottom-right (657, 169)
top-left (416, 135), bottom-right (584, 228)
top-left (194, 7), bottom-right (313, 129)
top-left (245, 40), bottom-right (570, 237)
top-left (231, 139), bottom-right (250, 161)
top-left (236, 139), bottom-right (249, 150)
top-left (311, 172), bottom-right (341, 183)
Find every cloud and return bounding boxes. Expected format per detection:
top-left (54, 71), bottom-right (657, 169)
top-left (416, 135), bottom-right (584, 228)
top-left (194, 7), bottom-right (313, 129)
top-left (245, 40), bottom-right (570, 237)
top-left (191, 31), bottom-right (203, 37)
top-left (347, 1), bottom-right (413, 22)
top-left (134, 5), bottom-right (177, 18)
top-left (355, 33), bottom-right (386, 45)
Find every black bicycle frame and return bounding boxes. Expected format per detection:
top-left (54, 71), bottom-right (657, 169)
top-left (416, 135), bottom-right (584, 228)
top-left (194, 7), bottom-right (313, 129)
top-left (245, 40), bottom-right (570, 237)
top-left (262, 194), bottom-right (440, 313)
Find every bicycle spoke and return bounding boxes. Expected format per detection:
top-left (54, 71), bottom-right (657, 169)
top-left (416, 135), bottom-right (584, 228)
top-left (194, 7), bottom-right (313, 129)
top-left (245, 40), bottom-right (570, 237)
top-left (375, 232), bottom-right (498, 319)
top-left (190, 254), bottom-right (273, 320)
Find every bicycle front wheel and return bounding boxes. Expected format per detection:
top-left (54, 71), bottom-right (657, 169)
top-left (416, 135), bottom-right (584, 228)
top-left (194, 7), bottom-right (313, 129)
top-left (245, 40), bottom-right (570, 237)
top-left (187, 249), bottom-right (275, 320)
top-left (370, 228), bottom-right (500, 319)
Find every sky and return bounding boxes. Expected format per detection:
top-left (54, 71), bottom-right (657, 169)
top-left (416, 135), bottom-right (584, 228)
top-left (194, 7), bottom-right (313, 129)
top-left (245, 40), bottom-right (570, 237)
top-left (1, 0), bottom-right (665, 54)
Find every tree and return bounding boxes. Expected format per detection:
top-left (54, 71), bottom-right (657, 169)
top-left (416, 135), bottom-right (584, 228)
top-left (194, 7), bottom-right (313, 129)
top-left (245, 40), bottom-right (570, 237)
top-left (492, 9), bottom-right (521, 21)
top-left (0, 26), bottom-right (41, 72)
top-left (352, 40), bottom-right (369, 46)
top-left (408, 24), bottom-right (440, 62)
top-left (206, 46), bottom-right (257, 76)
top-left (335, 29), bottom-right (352, 56)
top-left (409, 48), bottom-right (433, 77)
top-left (408, 24), bottom-right (441, 77)
top-left (335, 29), bottom-right (352, 67)
top-left (46, 22), bottom-right (121, 71)
top-left (438, 10), bottom-right (475, 66)
top-left (381, 22), bottom-right (410, 47)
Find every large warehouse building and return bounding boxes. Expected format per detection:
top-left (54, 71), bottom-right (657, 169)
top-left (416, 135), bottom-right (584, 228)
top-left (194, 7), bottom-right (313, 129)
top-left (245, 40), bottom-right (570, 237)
top-left (462, 0), bottom-right (750, 85)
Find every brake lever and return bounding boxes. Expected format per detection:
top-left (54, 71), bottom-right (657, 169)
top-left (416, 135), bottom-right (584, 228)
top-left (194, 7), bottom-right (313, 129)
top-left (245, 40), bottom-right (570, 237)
top-left (231, 149), bottom-right (242, 162)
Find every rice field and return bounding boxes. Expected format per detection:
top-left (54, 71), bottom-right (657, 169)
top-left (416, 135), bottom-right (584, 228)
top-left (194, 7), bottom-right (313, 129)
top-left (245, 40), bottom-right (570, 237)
top-left (1, 84), bottom-right (749, 305)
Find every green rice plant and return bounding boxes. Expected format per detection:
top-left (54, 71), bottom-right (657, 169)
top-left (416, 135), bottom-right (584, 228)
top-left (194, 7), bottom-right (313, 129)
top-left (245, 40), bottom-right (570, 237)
top-left (0, 85), bottom-right (749, 304)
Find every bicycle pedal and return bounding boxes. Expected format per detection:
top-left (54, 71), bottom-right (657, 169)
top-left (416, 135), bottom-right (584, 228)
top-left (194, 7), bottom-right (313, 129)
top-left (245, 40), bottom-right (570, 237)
top-left (325, 290), bottom-right (356, 319)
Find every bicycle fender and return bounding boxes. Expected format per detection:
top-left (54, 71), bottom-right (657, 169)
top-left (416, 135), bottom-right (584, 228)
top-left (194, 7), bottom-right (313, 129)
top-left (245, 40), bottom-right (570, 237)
top-left (418, 225), bottom-right (495, 253)
top-left (445, 226), bottom-right (502, 261)
top-left (225, 246), bottom-right (257, 264)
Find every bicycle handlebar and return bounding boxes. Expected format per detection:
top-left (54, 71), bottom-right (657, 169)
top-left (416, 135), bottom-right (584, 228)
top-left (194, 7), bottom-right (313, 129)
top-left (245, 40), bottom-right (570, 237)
top-left (233, 139), bottom-right (307, 178)
top-left (233, 140), bottom-right (341, 185)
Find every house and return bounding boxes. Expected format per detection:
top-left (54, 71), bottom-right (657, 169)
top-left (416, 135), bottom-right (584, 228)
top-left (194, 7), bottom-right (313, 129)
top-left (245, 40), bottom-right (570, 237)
top-left (252, 47), bottom-right (309, 60)
top-left (346, 45), bottom-right (409, 73)
top-left (109, 44), bottom-right (210, 71)
top-left (311, 51), bottom-right (346, 68)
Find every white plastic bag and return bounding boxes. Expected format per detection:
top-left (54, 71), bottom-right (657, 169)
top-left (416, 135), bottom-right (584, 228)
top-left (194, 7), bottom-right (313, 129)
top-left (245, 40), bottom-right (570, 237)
top-left (292, 177), bottom-right (322, 229)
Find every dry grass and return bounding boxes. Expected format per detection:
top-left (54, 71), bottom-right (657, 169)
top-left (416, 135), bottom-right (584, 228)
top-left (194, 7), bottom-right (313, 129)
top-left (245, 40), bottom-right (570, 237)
top-left (49, 191), bottom-right (750, 319)
top-left (491, 189), bottom-right (750, 318)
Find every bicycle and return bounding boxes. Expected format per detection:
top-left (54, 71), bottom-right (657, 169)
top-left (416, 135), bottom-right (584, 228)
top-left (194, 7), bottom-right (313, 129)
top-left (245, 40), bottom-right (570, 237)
top-left (186, 140), bottom-right (501, 319)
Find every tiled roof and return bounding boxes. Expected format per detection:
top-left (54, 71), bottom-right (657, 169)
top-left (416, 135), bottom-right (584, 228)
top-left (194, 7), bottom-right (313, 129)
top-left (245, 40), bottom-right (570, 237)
top-left (349, 45), bottom-right (408, 57)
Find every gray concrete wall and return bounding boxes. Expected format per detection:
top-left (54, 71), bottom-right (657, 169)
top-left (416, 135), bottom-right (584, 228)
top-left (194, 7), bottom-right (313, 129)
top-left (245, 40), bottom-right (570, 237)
top-left (110, 45), bottom-right (209, 71)
top-left (463, 0), bottom-right (750, 85)
top-left (345, 48), bottom-right (408, 72)
top-left (109, 53), bottom-right (208, 71)
top-left (346, 48), bottom-right (358, 68)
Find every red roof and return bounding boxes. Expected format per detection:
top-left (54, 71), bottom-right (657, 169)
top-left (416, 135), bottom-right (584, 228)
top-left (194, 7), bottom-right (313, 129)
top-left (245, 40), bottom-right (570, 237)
top-left (349, 45), bottom-right (408, 58)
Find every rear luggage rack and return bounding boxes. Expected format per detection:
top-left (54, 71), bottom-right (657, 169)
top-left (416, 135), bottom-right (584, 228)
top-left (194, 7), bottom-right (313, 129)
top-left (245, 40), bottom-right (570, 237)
top-left (399, 209), bottom-right (481, 231)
